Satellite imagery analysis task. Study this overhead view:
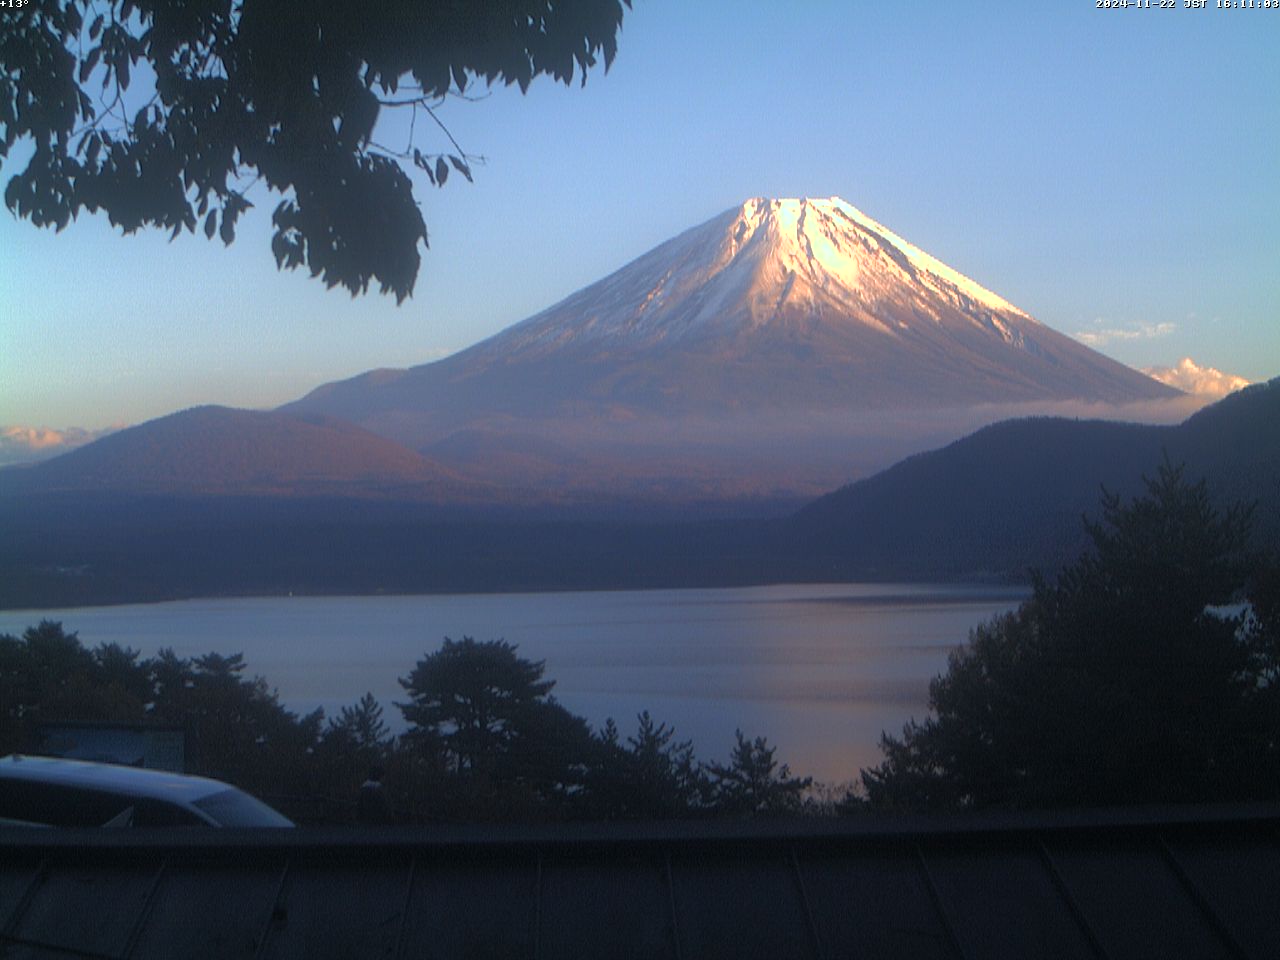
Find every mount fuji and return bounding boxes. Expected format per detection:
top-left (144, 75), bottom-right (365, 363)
top-left (286, 197), bottom-right (1177, 500)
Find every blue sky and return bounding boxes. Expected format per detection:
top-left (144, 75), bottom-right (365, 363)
top-left (2, 0), bottom-right (1277, 429)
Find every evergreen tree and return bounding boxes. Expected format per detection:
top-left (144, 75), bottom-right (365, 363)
top-left (0, 621), bottom-right (152, 753)
top-left (325, 692), bottom-right (392, 755)
top-left (862, 461), bottom-right (1275, 809)
top-left (586, 712), bottom-right (708, 818)
top-left (397, 637), bottom-right (554, 774)
top-left (707, 730), bottom-right (810, 817)
top-left (396, 637), bottom-right (598, 817)
top-left (149, 649), bottom-right (322, 800)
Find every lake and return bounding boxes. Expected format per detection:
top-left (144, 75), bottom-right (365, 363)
top-left (0, 583), bottom-right (1027, 784)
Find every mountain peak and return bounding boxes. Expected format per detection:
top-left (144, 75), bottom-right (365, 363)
top-left (287, 196), bottom-right (1176, 481)
top-left (481, 194), bottom-right (1036, 360)
top-left (724, 196), bottom-right (1030, 322)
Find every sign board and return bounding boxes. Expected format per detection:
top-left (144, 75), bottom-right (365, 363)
top-left (35, 722), bottom-right (186, 773)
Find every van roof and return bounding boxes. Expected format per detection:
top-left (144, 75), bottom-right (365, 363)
top-left (0, 755), bottom-right (228, 803)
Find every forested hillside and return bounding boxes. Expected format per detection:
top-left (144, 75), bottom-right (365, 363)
top-left (1, 381), bottom-right (1274, 608)
top-left (796, 377), bottom-right (1279, 580)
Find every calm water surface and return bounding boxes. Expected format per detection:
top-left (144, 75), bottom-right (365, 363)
top-left (0, 584), bottom-right (1026, 783)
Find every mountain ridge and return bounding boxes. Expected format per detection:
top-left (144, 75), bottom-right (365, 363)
top-left (794, 376), bottom-right (1280, 578)
top-left (285, 197), bottom-right (1178, 496)
top-left (1, 379), bottom-right (1271, 609)
top-left (0, 406), bottom-right (483, 501)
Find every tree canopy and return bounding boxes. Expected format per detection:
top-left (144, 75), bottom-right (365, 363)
top-left (1, 621), bottom-right (823, 823)
top-left (861, 462), bottom-right (1279, 810)
top-left (0, 621), bottom-right (322, 798)
top-left (398, 636), bottom-right (557, 772)
top-left (396, 634), bottom-right (603, 817)
top-left (1, 0), bottom-right (630, 301)
top-left (588, 711), bottom-right (709, 818)
top-left (706, 729), bottom-right (812, 817)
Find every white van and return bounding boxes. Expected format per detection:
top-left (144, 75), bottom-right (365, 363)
top-left (0, 755), bottom-right (294, 827)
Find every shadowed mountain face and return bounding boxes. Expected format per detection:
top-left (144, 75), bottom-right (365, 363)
top-left (0, 406), bottom-right (478, 500)
top-left (284, 197), bottom-right (1177, 498)
top-left (794, 377), bottom-right (1280, 579)
top-left (1, 381), bottom-right (1271, 609)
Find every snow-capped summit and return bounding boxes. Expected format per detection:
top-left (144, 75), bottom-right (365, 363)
top-left (286, 197), bottom-right (1178, 498)
top-left (481, 197), bottom-right (1032, 357)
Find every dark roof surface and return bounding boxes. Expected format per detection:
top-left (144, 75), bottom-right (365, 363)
top-left (1, 804), bottom-right (1278, 959)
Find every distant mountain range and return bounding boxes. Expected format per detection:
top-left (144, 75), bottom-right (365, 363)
top-left (6, 197), bottom-right (1188, 508)
top-left (1, 379), bottom-right (1273, 608)
top-left (284, 197), bottom-right (1179, 499)
top-left (4, 195), bottom-right (1265, 607)
top-left (0, 406), bottom-right (481, 502)
top-left (0, 425), bottom-right (118, 467)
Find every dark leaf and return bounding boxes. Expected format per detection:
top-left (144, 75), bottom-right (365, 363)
top-left (80, 47), bottom-right (101, 84)
top-left (448, 155), bottom-right (472, 182)
top-left (6, 0), bottom-right (628, 301)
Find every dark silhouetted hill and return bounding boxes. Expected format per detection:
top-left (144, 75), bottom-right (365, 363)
top-left (794, 377), bottom-right (1279, 579)
top-left (2, 382), bottom-right (1273, 608)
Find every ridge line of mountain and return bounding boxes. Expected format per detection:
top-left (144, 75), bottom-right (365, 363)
top-left (1, 377), bottom-right (1274, 609)
top-left (278, 196), bottom-right (1177, 497)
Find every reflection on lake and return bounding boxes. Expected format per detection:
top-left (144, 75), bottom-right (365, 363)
top-left (0, 583), bottom-right (1027, 783)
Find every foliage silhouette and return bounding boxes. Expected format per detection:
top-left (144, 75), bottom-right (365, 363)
top-left (0, 621), bottom-right (150, 751)
top-left (587, 711), bottom-right (709, 818)
top-left (861, 461), bottom-right (1277, 809)
top-left (0, 624), bottom-right (322, 802)
top-left (1, 623), bottom-right (820, 823)
top-left (1, 0), bottom-right (630, 301)
top-left (398, 636), bottom-right (554, 772)
top-left (326, 691), bottom-right (392, 755)
top-left (707, 729), bottom-right (811, 817)
top-left (396, 636), bottom-right (599, 817)
top-left (148, 648), bottom-right (324, 798)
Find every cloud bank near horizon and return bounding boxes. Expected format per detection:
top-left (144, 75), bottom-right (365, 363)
top-left (1142, 357), bottom-right (1251, 398)
top-left (0, 425), bottom-right (120, 467)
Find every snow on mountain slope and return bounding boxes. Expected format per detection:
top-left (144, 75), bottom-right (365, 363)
top-left (286, 197), bottom-right (1179, 497)
top-left (489, 197), bottom-right (1031, 356)
top-left (297, 197), bottom-right (1171, 411)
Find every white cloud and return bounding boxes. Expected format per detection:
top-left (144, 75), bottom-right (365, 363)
top-left (1074, 320), bottom-right (1176, 347)
top-left (1142, 358), bottom-right (1250, 398)
top-left (0, 425), bottom-right (120, 466)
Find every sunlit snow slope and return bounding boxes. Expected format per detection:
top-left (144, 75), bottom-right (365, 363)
top-left (490, 196), bottom-right (1032, 354)
top-left (287, 198), bottom-right (1177, 498)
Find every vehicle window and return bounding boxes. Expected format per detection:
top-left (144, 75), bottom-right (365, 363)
top-left (0, 781), bottom-right (134, 827)
top-left (191, 788), bottom-right (294, 827)
top-left (0, 780), bottom-right (207, 827)
top-left (132, 797), bottom-right (207, 827)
